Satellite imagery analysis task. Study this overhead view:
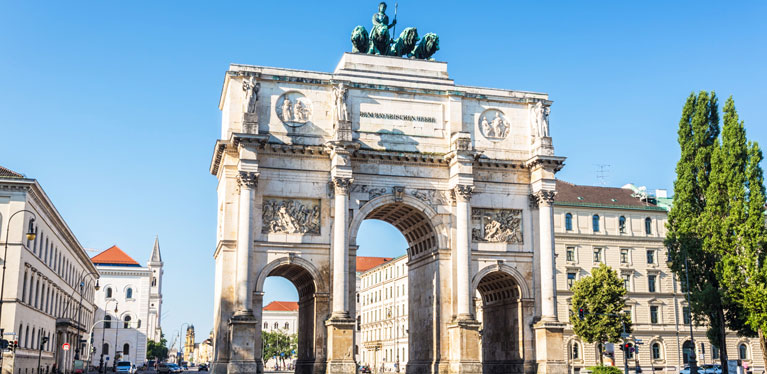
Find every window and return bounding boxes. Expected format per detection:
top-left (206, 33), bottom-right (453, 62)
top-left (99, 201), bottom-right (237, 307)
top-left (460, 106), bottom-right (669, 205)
top-left (646, 250), bottom-right (655, 265)
top-left (683, 306), bottom-right (691, 325)
top-left (593, 248), bottom-right (602, 263)
top-left (274, 322), bottom-right (278, 329)
top-left (124, 315), bottom-right (131, 328)
top-left (103, 343), bottom-right (109, 355)
top-left (106, 288), bottom-right (112, 299)
top-left (623, 274), bottom-right (631, 291)
top-left (619, 216), bottom-right (627, 233)
top-left (592, 215), bottom-right (600, 232)
top-left (152, 277), bottom-right (157, 287)
top-left (650, 306), bottom-right (659, 324)
top-left (712, 345), bottom-right (720, 360)
top-left (565, 213), bottom-right (573, 231)
top-left (648, 275), bottom-right (657, 292)
top-left (566, 247), bottom-right (575, 262)
top-left (123, 343), bottom-right (129, 355)
top-left (126, 288), bottom-right (133, 299)
top-left (284, 322), bottom-right (289, 329)
top-left (652, 342), bottom-right (662, 360)
top-left (620, 248), bottom-right (630, 264)
top-left (567, 273), bottom-right (576, 289)
top-left (104, 315), bottom-right (111, 329)
top-left (739, 344), bottom-right (748, 360)
top-left (264, 322), bottom-right (268, 329)
top-left (645, 217), bottom-right (652, 234)
top-left (570, 342), bottom-right (580, 359)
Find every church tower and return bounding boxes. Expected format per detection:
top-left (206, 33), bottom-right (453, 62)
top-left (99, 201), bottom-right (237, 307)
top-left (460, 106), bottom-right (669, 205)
top-left (148, 236), bottom-right (164, 342)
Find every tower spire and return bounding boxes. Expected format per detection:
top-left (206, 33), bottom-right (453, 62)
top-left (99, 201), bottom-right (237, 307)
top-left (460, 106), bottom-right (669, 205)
top-left (150, 235), bottom-right (162, 263)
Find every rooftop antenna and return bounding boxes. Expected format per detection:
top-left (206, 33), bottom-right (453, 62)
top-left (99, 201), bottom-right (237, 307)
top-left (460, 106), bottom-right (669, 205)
top-left (595, 164), bottom-right (611, 186)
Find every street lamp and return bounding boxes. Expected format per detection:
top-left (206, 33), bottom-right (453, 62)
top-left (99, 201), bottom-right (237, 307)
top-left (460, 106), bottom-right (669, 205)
top-left (179, 323), bottom-right (190, 364)
top-left (0, 210), bottom-right (37, 336)
top-left (100, 300), bottom-right (118, 373)
top-left (668, 253), bottom-right (697, 374)
top-left (72, 272), bottom-right (99, 372)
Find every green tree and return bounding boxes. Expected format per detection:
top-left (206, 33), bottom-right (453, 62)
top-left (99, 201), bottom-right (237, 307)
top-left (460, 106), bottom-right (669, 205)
top-left (147, 334), bottom-right (170, 361)
top-left (262, 330), bottom-right (297, 368)
top-left (570, 263), bottom-right (632, 365)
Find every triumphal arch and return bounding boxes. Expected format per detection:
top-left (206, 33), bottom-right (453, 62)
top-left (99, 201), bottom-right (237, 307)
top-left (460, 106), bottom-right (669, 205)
top-left (210, 14), bottom-right (566, 373)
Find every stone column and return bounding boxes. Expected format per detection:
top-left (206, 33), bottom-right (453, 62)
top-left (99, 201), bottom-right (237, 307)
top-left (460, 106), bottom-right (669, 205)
top-left (227, 171), bottom-right (261, 374)
top-left (454, 184), bottom-right (474, 319)
top-left (533, 190), bottom-right (557, 321)
top-left (331, 176), bottom-right (353, 318)
top-left (234, 171), bottom-right (258, 316)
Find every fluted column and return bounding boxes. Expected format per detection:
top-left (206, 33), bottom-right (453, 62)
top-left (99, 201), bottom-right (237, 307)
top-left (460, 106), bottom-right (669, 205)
top-left (332, 176), bottom-right (353, 318)
top-left (235, 171), bottom-right (258, 315)
top-left (533, 190), bottom-right (557, 321)
top-left (454, 184), bottom-right (474, 319)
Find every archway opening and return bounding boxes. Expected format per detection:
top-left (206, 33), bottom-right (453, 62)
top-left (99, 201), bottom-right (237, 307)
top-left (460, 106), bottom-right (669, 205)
top-left (261, 263), bottom-right (319, 374)
top-left (475, 271), bottom-right (523, 374)
top-left (354, 201), bottom-right (439, 374)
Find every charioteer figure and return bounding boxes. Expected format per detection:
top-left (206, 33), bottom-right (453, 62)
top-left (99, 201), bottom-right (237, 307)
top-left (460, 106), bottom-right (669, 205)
top-left (372, 2), bottom-right (397, 29)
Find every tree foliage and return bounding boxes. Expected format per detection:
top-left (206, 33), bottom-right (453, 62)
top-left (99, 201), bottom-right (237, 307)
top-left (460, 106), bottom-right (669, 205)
top-left (147, 334), bottom-right (169, 361)
top-left (262, 330), bottom-right (297, 363)
top-left (570, 263), bottom-right (631, 365)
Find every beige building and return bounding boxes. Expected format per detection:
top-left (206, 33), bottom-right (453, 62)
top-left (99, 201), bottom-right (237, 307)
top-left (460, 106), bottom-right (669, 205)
top-left (357, 255), bottom-right (408, 372)
top-left (553, 180), bottom-right (765, 374)
top-left (0, 166), bottom-right (98, 374)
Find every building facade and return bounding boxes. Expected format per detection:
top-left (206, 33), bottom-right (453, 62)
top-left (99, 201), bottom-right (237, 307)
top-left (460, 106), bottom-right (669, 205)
top-left (0, 166), bottom-right (99, 374)
top-left (184, 325), bottom-right (196, 363)
top-left (553, 181), bottom-right (765, 374)
top-left (90, 241), bottom-right (164, 368)
top-left (357, 255), bottom-right (408, 372)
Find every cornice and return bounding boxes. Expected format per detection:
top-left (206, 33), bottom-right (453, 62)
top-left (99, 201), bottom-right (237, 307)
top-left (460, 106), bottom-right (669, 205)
top-left (554, 233), bottom-right (666, 244)
top-left (525, 154), bottom-right (566, 172)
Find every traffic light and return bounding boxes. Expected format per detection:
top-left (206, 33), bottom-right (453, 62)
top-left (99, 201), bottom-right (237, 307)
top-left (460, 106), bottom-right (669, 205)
top-left (11, 340), bottom-right (17, 351)
top-left (578, 308), bottom-right (586, 320)
top-left (40, 336), bottom-right (49, 350)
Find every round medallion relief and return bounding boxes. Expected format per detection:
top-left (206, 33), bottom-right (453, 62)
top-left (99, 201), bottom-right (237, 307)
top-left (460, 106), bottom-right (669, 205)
top-left (478, 109), bottom-right (510, 141)
top-left (277, 91), bottom-right (313, 127)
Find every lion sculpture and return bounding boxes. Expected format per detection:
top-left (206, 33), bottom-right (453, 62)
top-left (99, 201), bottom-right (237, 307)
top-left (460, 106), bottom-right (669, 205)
top-left (350, 25), bottom-right (370, 54)
top-left (389, 27), bottom-right (419, 57)
top-left (412, 32), bottom-right (439, 60)
top-left (368, 24), bottom-right (390, 55)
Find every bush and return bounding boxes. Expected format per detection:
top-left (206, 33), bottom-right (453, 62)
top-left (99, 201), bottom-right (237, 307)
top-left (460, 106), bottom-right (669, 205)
top-left (588, 365), bottom-right (623, 374)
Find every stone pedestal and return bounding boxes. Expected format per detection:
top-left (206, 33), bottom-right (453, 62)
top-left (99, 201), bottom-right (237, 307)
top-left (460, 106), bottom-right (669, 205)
top-left (227, 315), bottom-right (263, 374)
top-left (534, 321), bottom-right (567, 374)
top-left (446, 318), bottom-right (482, 374)
top-left (325, 317), bottom-right (356, 374)
top-left (243, 113), bottom-right (258, 134)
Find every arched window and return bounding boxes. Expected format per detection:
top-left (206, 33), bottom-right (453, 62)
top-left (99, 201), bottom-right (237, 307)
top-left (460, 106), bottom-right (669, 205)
top-left (592, 215), bottom-right (600, 232)
top-left (619, 216), bottom-right (626, 233)
top-left (645, 217), bottom-right (652, 234)
top-left (126, 288), bottom-right (133, 299)
top-left (123, 343), bottom-right (130, 355)
top-left (263, 322), bottom-right (268, 329)
top-left (106, 287), bottom-right (112, 299)
top-left (124, 315), bottom-right (131, 329)
top-left (682, 341), bottom-right (694, 364)
top-left (284, 322), bottom-right (289, 329)
top-left (152, 277), bottom-right (157, 287)
top-left (103, 343), bottom-right (109, 355)
top-left (565, 213), bottom-right (573, 231)
top-left (24, 325), bottom-right (29, 348)
top-left (652, 342), bottom-right (662, 360)
top-left (739, 344), bottom-right (748, 359)
top-left (570, 341), bottom-right (580, 359)
top-left (104, 315), bottom-right (111, 329)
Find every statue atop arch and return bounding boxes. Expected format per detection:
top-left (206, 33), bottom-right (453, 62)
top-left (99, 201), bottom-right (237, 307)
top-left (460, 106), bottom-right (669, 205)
top-left (350, 2), bottom-right (440, 60)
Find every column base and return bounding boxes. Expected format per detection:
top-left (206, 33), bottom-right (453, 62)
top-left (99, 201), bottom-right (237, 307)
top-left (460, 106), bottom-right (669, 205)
top-left (446, 318), bottom-right (482, 374)
top-left (325, 317), bottom-right (356, 374)
top-left (209, 362), bottom-right (229, 374)
top-left (226, 360), bottom-right (263, 374)
top-left (534, 321), bottom-right (567, 374)
top-left (228, 314), bottom-right (261, 373)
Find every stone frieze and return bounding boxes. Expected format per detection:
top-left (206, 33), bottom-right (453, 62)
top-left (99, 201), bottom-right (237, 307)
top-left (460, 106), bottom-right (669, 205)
top-left (262, 198), bottom-right (320, 235)
top-left (471, 208), bottom-right (523, 243)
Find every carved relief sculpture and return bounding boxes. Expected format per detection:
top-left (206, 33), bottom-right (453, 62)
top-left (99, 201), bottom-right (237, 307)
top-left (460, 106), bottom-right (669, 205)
top-left (453, 184), bottom-right (474, 202)
top-left (530, 190), bottom-right (557, 207)
top-left (478, 109), bottom-right (510, 141)
top-left (277, 92), bottom-right (312, 127)
top-left (530, 101), bottom-right (550, 139)
top-left (236, 171), bottom-right (259, 189)
top-left (333, 83), bottom-right (350, 124)
top-left (262, 198), bottom-right (321, 235)
top-left (332, 177), bottom-right (354, 195)
top-left (242, 76), bottom-right (260, 114)
top-left (471, 208), bottom-right (523, 243)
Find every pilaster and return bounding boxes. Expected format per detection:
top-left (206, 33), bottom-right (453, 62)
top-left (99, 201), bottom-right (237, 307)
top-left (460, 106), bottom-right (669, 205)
top-left (446, 319), bottom-right (482, 374)
top-left (227, 315), bottom-right (262, 374)
top-left (533, 320), bottom-right (566, 374)
top-left (325, 318), bottom-right (356, 374)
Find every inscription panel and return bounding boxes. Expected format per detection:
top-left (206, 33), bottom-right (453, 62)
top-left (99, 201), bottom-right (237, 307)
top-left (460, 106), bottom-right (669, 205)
top-left (355, 96), bottom-right (445, 139)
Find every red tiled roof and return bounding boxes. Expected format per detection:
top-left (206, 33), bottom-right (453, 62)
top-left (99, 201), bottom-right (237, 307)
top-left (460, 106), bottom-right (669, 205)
top-left (356, 256), bottom-right (393, 272)
top-left (263, 301), bottom-right (298, 312)
top-left (91, 245), bottom-right (140, 266)
top-left (0, 166), bottom-right (23, 178)
top-left (555, 180), bottom-right (659, 208)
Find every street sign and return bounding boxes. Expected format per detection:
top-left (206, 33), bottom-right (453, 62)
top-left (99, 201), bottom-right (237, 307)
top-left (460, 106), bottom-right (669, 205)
top-left (621, 332), bottom-right (630, 339)
top-left (635, 339), bottom-right (643, 343)
top-left (62, 343), bottom-right (70, 351)
top-left (2, 333), bottom-right (16, 336)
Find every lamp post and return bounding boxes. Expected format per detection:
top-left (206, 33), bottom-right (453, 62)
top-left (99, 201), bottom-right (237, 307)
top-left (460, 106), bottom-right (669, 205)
top-left (179, 323), bottom-right (190, 364)
top-left (0, 210), bottom-right (37, 337)
top-left (668, 253), bottom-right (697, 374)
top-left (72, 272), bottom-right (99, 372)
top-left (100, 301), bottom-right (117, 373)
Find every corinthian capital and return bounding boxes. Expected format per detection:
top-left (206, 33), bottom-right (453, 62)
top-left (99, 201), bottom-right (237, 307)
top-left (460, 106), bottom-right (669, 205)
top-left (332, 177), bottom-right (354, 195)
top-left (237, 171), bottom-right (259, 189)
top-left (530, 190), bottom-right (556, 207)
top-left (453, 184), bottom-right (474, 202)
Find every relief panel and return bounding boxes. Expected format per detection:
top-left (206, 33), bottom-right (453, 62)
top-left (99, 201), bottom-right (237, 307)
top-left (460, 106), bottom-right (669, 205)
top-left (262, 197), bottom-right (321, 235)
top-left (471, 208), bottom-right (523, 243)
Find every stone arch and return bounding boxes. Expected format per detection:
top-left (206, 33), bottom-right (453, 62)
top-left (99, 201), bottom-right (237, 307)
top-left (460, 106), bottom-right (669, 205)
top-left (471, 263), bottom-right (531, 300)
top-left (254, 255), bottom-right (328, 296)
top-left (349, 193), bottom-right (446, 259)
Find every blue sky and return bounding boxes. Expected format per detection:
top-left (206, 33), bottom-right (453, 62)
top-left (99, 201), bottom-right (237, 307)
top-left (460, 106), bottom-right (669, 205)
top-left (1, 1), bottom-right (765, 345)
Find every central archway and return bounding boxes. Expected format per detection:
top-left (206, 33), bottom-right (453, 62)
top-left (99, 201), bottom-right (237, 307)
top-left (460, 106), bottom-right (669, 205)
top-left (350, 195), bottom-right (446, 374)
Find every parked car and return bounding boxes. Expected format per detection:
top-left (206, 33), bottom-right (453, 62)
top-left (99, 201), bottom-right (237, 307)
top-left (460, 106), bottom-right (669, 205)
top-left (169, 364), bottom-right (184, 373)
top-left (703, 365), bottom-right (723, 374)
top-left (115, 361), bottom-right (136, 374)
top-left (197, 364), bottom-right (209, 371)
top-left (157, 363), bottom-right (171, 374)
top-left (680, 366), bottom-right (691, 374)
top-left (358, 365), bottom-right (371, 374)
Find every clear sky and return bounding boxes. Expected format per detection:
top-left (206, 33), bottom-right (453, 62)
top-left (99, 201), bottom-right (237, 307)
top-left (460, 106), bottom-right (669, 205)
top-left (1, 1), bottom-right (765, 346)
